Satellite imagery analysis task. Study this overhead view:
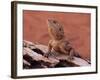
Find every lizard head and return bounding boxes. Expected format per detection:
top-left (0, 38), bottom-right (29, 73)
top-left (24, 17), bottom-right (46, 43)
top-left (47, 19), bottom-right (64, 40)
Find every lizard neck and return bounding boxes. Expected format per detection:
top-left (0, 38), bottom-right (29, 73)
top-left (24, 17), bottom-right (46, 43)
top-left (52, 36), bottom-right (65, 41)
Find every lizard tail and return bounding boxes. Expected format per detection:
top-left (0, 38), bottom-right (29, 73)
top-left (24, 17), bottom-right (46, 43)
top-left (73, 51), bottom-right (91, 64)
top-left (73, 51), bottom-right (82, 58)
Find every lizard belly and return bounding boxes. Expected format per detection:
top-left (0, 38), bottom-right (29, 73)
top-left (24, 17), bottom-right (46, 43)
top-left (52, 46), bottom-right (60, 52)
top-left (50, 40), bottom-right (70, 55)
top-left (52, 44), bottom-right (66, 54)
top-left (51, 41), bottom-right (61, 53)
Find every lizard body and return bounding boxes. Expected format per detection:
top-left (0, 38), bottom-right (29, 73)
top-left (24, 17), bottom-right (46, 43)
top-left (46, 19), bottom-right (76, 60)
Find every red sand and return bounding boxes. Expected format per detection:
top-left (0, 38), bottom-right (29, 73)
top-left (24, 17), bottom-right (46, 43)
top-left (23, 10), bottom-right (91, 60)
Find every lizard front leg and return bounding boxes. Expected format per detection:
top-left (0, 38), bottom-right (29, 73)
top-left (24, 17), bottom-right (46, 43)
top-left (44, 40), bottom-right (52, 57)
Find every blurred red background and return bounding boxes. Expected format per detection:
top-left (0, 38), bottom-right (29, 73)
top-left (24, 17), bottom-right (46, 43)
top-left (23, 10), bottom-right (91, 60)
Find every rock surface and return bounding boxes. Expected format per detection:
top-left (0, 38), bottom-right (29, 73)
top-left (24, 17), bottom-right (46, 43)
top-left (23, 40), bottom-right (90, 69)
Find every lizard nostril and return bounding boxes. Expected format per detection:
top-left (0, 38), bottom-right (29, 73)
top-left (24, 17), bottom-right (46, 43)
top-left (48, 19), bottom-right (51, 21)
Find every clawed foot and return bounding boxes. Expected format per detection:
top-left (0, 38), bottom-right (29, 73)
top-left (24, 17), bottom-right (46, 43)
top-left (44, 52), bottom-right (50, 58)
top-left (44, 53), bottom-right (48, 58)
top-left (68, 56), bottom-right (74, 61)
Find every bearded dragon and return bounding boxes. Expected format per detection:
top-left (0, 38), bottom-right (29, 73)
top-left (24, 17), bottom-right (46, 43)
top-left (45, 19), bottom-right (90, 64)
top-left (44, 19), bottom-right (77, 60)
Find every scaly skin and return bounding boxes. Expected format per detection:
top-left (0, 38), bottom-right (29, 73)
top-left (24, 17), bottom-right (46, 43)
top-left (45, 19), bottom-right (76, 60)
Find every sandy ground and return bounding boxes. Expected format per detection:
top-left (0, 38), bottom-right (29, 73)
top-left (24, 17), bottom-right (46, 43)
top-left (23, 10), bottom-right (91, 60)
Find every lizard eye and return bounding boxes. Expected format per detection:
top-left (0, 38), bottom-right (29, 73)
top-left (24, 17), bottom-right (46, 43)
top-left (53, 21), bottom-right (57, 24)
top-left (59, 28), bottom-right (62, 31)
